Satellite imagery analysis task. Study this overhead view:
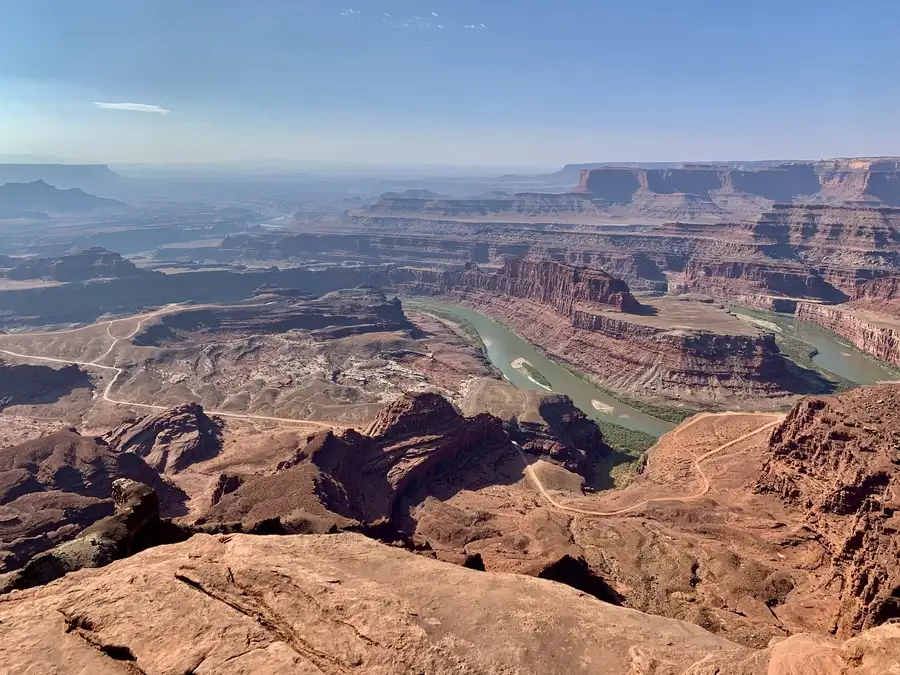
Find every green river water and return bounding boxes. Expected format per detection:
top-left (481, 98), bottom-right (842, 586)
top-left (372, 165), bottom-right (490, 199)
top-left (404, 299), bottom-right (900, 439)
top-left (730, 307), bottom-right (900, 385)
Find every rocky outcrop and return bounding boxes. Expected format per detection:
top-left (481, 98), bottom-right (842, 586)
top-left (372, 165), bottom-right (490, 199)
top-left (756, 386), bottom-right (900, 635)
top-left (105, 404), bottom-right (224, 474)
top-left (3, 532), bottom-right (898, 674)
top-left (392, 259), bottom-right (641, 314)
top-left (573, 163), bottom-right (821, 204)
top-left (507, 395), bottom-right (610, 476)
top-left (206, 393), bottom-right (511, 527)
top-left (796, 302), bottom-right (900, 366)
top-left (0, 479), bottom-right (165, 593)
top-left (0, 428), bottom-right (185, 572)
top-left (3, 247), bottom-right (143, 282)
top-left (677, 259), bottom-right (848, 302)
top-left (133, 287), bottom-right (411, 346)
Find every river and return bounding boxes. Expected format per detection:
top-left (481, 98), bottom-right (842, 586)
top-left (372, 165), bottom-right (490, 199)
top-left (405, 299), bottom-right (900, 439)
top-left (731, 307), bottom-right (900, 384)
top-left (403, 298), bottom-right (676, 437)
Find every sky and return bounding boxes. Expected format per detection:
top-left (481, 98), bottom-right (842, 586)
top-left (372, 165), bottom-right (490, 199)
top-left (1, 0), bottom-right (898, 168)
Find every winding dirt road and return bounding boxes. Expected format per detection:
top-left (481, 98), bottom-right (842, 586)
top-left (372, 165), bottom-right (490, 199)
top-left (519, 412), bottom-right (784, 518)
top-left (0, 306), bottom-right (335, 429)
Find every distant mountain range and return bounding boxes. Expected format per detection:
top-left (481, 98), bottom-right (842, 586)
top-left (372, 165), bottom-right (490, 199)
top-left (0, 164), bottom-right (127, 197)
top-left (0, 180), bottom-right (125, 217)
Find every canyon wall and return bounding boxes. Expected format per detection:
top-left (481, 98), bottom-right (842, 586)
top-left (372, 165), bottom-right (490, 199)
top-left (392, 260), bottom-right (640, 314)
top-left (392, 262), bottom-right (806, 405)
top-left (573, 163), bottom-right (821, 203)
top-left (796, 303), bottom-right (900, 367)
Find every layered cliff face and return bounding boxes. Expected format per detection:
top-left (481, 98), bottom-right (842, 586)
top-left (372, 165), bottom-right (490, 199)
top-left (756, 386), bottom-right (900, 634)
top-left (796, 302), bottom-right (900, 366)
top-left (393, 259), bottom-right (641, 314)
top-left (2, 247), bottom-right (148, 283)
top-left (393, 261), bottom-right (809, 405)
top-left (367, 190), bottom-right (601, 218)
top-left (677, 259), bottom-right (847, 302)
top-left (132, 287), bottom-right (410, 346)
top-left (573, 163), bottom-right (821, 203)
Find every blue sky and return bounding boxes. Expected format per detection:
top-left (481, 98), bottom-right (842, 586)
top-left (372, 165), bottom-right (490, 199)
top-left (1, 0), bottom-right (898, 167)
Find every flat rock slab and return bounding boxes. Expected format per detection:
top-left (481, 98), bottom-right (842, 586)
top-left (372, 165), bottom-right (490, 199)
top-left (0, 532), bottom-right (757, 674)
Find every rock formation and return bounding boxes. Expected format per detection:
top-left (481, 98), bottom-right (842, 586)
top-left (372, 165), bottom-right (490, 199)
top-left (205, 392), bottom-right (512, 528)
top-left (0, 247), bottom-right (393, 329)
top-left (796, 302), bottom-right (900, 366)
top-left (2, 532), bottom-right (898, 674)
top-left (0, 430), bottom-right (183, 572)
top-left (0, 180), bottom-right (124, 214)
top-left (133, 286), bottom-right (411, 346)
top-left (756, 386), bottom-right (900, 634)
top-left (105, 404), bottom-right (224, 474)
top-left (507, 394), bottom-right (610, 476)
top-left (573, 163), bottom-right (822, 204)
top-left (2, 247), bottom-right (144, 282)
top-left (0, 479), bottom-right (166, 593)
top-left (392, 261), bottom-right (813, 404)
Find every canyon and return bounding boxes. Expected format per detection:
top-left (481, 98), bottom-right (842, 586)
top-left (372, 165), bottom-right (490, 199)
top-left (2, 381), bottom-right (900, 670)
top-left (4, 157), bottom-right (900, 672)
top-left (390, 260), bottom-right (821, 406)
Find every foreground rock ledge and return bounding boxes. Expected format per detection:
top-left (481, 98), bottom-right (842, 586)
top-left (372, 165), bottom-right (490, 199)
top-left (2, 533), bottom-right (898, 674)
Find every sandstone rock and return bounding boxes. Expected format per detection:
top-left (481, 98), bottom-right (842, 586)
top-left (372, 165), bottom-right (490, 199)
top-left (796, 302), bottom-right (900, 366)
top-left (0, 479), bottom-right (164, 593)
top-left (0, 532), bottom-right (748, 674)
top-left (393, 259), bottom-right (641, 314)
top-left (0, 429), bottom-right (184, 572)
top-left (105, 403), bottom-right (224, 474)
top-left (206, 392), bottom-right (511, 528)
top-left (3, 532), bottom-right (898, 674)
top-left (132, 286), bottom-right (412, 346)
top-left (508, 394), bottom-right (610, 475)
top-left (756, 385), bottom-right (900, 635)
top-left (209, 471), bottom-right (244, 506)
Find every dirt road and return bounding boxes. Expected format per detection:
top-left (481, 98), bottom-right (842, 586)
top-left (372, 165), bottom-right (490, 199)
top-left (0, 305), bottom-right (335, 429)
top-left (519, 412), bottom-right (784, 518)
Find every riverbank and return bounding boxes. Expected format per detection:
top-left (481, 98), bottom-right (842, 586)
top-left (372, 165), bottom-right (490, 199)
top-left (729, 305), bottom-right (900, 386)
top-left (400, 298), bottom-right (675, 450)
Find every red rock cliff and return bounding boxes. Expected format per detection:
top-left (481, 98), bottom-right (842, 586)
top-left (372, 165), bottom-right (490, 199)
top-left (756, 386), bottom-right (900, 635)
top-left (796, 302), bottom-right (900, 367)
top-left (393, 262), bottom-right (805, 404)
top-left (393, 260), bottom-right (641, 314)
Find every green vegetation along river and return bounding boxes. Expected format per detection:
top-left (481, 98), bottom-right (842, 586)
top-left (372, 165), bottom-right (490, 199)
top-left (730, 307), bottom-right (900, 385)
top-left (403, 298), bottom-right (676, 438)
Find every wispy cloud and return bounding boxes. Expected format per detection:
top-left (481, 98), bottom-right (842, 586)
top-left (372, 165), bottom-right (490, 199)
top-left (432, 12), bottom-right (439, 17)
top-left (93, 102), bottom-right (170, 114)
top-left (341, 8), bottom-right (360, 17)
